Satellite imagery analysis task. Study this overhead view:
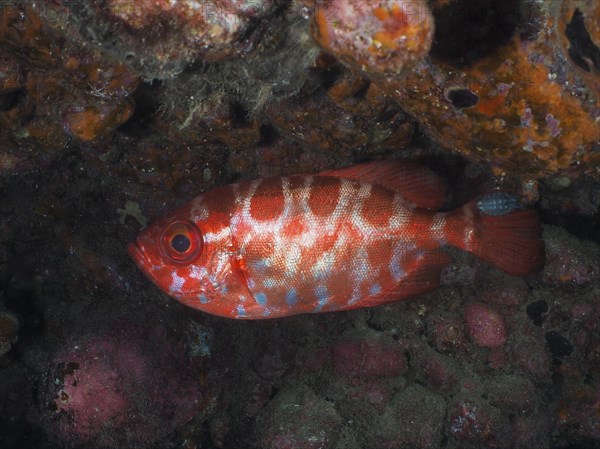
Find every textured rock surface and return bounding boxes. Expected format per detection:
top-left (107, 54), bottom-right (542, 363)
top-left (0, 1), bottom-right (599, 448)
top-left (311, 0), bottom-right (434, 78)
top-left (379, 0), bottom-right (600, 180)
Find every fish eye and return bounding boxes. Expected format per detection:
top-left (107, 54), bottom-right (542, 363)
top-left (159, 221), bottom-right (202, 264)
top-left (171, 234), bottom-right (191, 253)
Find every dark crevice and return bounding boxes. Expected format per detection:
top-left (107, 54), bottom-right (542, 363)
top-left (545, 331), bottom-right (574, 358)
top-left (376, 105), bottom-right (401, 123)
top-left (526, 300), bottom-right (548, 327)
top-left (0, 88), bottom-right (24, 112)
top-left (319, 64), bottom-right (343, 91)
top-left (230, 101), bottom-right (250, 128)
top-left (352, 79), bottom-right (371, 99)
top-left (568, 47), bottom-right (592, 72)
top-left (559, 440), bottom-right (600, 449)
top-left (259, 124), bottom-right (279, 145)
top-left (366, 317), bottom-right (385, 332)
top-left (565, 8), bottom-right (600, 73)
top-left (445, 88), bottom-right (479, 109)
top-left (268, 386), bottom-right (279, 400)
top-left (116, 81), bottom-right (163, 137)
top-left (431, 0), bottom-right (521, 67)
top-left (538, 209), bottom-right (600, 244)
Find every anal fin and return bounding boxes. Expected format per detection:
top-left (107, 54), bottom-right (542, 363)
top-left (338, 250), bottom-right (450, 311)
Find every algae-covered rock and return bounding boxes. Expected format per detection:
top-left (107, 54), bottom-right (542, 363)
top-left (258, 384), bottom-right (343, 449)
top-left (376, 384), bottom-right (446, 449)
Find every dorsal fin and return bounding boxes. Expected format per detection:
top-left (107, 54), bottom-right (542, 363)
top-left (318, 161), bottom-right (447, 209)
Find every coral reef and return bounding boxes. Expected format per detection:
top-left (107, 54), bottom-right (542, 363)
top-left (314, 0), bottom-right (600, 181)
top-left (311, 0), bottom-right (434, 79)
top-left (464, 302), bottom-right (507, 348)
top-left (40, 321), bottom-right (201, 448)
top-left (378, 0), bottom-right (600, 180)
top-left (77, 0), bottom-right (279, 80)
top-left (34, 302), bottom-right (218, 449)
top-left (543, 225), bottom-right (599, 288)
top-left (0, 3), bottom-right (138, 175)
top-left (0, 0), bottom-right (598, 183)
top-left (0, 0), bottom-right (599, 448)
top-left (1, 151), bottom-right (599, 449)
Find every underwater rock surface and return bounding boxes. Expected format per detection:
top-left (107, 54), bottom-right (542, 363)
top-left (381, 0), bottom-right (600, 180)
top-left (0, 1), bottom-right (599, 449)
top-left (39, 318), bottom-right (203, 448)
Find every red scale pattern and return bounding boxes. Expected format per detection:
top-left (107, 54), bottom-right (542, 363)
top-left (128, 161), bottom-right (544, 319)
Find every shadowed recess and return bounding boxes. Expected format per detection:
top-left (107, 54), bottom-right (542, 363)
top-left (445, 87), bottom-right (479, 109)
top-left (431, 0), bottom-right (521, 67)
top-left (565, 8), bottom-right (600, 73)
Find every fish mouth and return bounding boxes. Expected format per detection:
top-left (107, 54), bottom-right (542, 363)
top-left (127, 239), bottom-right (153, 278)
top-left (127, 240), bottom-right (142, 264)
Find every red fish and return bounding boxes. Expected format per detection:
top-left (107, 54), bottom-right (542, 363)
top-left (128, 161), bottom-right (544, 319)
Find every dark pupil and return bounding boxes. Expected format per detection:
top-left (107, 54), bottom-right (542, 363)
top-left (171, 234), bottom-right (191, 253)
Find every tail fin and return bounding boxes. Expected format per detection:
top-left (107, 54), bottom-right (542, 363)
top-left (451, 199), bottom-right (544, 276)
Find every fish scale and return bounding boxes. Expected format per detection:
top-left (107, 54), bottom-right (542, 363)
top-left (128, 161), bottom-right (544, 319)
top-left (230, 175), bottom-right (406, 317)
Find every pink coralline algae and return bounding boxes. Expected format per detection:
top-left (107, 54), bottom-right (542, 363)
top-left (464, 303), bottom-right (507, 348)
top-left (300, 339), bottom-right (408, 380)
top-left (331, 340), bottom-right (408, 379)
top-left (312, 0), bottom-right (434, 78)
top-left (41, 322), bottom-right (200, 448)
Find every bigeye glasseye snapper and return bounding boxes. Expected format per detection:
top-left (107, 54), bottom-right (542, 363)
top-left (128, 161), bottom-right (544, 319)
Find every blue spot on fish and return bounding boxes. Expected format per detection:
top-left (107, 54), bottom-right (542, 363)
top-left (285, 289), bottom-right (298, 306)
top-left (237, 305), bottom-right (246, 317)
top-left (255, 292), bottom-right (268, 306)
top-left (477, 192), bottom-right (522, 216)
top-left (348, 290), bottom-right (361, 305)
top-left (390, 262), bottom-right (405, 281)
top-left (315, 285), bottom-right (328, 311)
top-left (369, 284), bottom-right (381, 296)
top-left (198, 294), bottom-right (210, 304)
top-left (251, 258), bottom-right (271, 271)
